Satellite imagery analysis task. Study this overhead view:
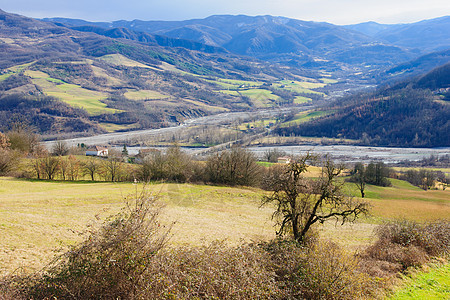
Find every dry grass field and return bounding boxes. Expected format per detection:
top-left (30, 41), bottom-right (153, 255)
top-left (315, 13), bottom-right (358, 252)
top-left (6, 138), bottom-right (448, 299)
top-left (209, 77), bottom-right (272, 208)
top-left (0, 175), bottom-right (448, 277)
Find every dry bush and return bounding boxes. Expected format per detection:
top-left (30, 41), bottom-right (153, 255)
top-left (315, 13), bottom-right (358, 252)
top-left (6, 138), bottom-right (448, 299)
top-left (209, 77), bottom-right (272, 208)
top-left (265, 239), bottom-right (376, 300)
top-left (0, 280), bottom-right (24, 300)
top-left (0, 149), bottom-right (19, 175)
top-left (142, 242), bottom-right (279, 299)
top-left (19, 191), bottom-right (170, 299)
top-left (362, 220), bottom-right (450, 275)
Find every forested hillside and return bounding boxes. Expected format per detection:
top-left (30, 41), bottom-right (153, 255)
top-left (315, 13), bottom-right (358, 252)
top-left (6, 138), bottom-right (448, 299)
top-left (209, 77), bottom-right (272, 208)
top-left (276, 64), bottom-right (450, 147)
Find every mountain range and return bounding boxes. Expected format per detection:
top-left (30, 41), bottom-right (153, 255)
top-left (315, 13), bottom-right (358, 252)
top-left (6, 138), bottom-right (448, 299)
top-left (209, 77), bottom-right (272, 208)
top-left (1, 9), bottom-right (449, 146)
top-left (43, 14), bottom-right (450, 69)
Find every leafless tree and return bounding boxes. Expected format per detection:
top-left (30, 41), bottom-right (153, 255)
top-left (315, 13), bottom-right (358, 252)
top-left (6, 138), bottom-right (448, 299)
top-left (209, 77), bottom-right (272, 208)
top-left (0, 149), bottom-right (18, 175)
top-left (262, 154), bottom-right (369, 243)
top-left (102, 152), bottom-right (123, 182)
top-left (52, 140), bottom-right (69, 156)
top-left (67, 155), bottom-right (80, 181)
top-left (351, 162), bottom-right (366, 198)
top-left (0, 131), bottom-right (10, 150)
top-left (83, 157), bottom-right (100, 181)
top-left (41, 155), bottom-right (60, 180)
top-left (206, 147), bottom-right (261, 186)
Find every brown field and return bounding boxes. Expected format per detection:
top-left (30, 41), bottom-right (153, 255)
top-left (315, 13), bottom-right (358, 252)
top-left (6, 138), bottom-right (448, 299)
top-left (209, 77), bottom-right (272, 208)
top-left (0, 175), bottom-right (448, 276)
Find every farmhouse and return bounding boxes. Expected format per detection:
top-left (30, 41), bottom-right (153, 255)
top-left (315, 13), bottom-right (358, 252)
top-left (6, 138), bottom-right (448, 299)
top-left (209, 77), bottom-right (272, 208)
top-left (85, 146), bottom-right (108, 157)
top-left (277, 156), bottom-right (292, 164)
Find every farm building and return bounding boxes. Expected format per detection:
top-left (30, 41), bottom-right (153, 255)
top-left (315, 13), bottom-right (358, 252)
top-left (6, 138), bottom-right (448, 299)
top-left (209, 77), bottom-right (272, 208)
top-left (85, 146), bottom-right (108, 157)
top-left (277, 156), bottom-right (292, 164)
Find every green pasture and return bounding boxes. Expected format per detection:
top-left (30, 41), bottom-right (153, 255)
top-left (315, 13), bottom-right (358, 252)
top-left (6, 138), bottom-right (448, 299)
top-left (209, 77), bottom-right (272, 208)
top-left (389, 263), bottom-right (450, 300)
top-left (294, 95), bottom-right (312, 104)
top-left (320, 77), bottom-right (338, 84)
top-left (6, 61), bottom-right (35, 73)
top-left (280, 110), bottom-right (331, 127)
top-left (273, 80), bottom-right (325, 95)
top-left (221, 89), bottom-right (280, 107)
top-left (181, 98), bottom-right (229, 112)
top-left (24, 70), bottom-right (117, 115)
top-left (99, 122), bottom-right (138, 133)
top-left (0, 73), bottom-right (12, 82)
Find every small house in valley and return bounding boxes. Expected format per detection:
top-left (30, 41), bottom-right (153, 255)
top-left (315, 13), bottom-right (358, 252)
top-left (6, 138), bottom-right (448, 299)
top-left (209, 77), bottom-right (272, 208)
top-left (277, 156), bottom-right (292, 164)
top-left (86, 146), bottom-right (108, 157)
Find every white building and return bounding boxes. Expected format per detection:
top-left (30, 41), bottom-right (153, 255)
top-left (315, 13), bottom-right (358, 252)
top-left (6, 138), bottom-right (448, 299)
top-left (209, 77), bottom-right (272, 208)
top-left (86, 146), bottom-right (108, 157)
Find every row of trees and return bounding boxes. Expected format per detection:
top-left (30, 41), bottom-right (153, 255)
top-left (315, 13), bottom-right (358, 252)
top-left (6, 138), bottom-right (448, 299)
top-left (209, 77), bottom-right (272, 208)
top-left (400, 169), bottom-right (448, 190)
top-left (30, 155), bottom-right (132, 182)
top-left (348, 162), bottom-right (392, 197)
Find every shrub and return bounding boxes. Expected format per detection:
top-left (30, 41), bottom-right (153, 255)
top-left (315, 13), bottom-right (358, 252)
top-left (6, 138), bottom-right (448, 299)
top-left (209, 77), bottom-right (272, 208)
top-left (362, 220), bottom-right (450, 273)
top-left (0, 149), bottom-right (19, 175)
top-left (205, 147), bottom-right (261, 186)
top-left (143, 242), bottom-right (279, 299)
top-left (265, 239), bottom-right (375, 299)
top-left (22, 192), bottom-right (170, 299)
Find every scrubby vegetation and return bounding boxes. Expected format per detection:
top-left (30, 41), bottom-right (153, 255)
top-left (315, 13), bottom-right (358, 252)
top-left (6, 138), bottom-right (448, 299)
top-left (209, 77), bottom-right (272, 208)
top-left (1, 190), bottom-right (447, 299)
top-left (361, 220), bottom-right (450, 276)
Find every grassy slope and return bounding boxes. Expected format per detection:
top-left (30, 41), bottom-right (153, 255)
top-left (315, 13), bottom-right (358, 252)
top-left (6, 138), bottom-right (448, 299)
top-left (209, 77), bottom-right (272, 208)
top-left (0, 174), bottom-right (448, 276)
top-left (389, 263), bottom-right (450, 299)
top-left (345, 179), bottom-right (450, 221)
top-left (0, 178), bottom-right (275, 275)
top-left (24, 70), bottom-right (117, 115)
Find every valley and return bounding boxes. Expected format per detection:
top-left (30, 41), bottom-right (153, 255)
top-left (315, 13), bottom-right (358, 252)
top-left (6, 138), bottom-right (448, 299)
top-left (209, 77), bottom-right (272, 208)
top-left (0, 7), bottom-right (449, 299)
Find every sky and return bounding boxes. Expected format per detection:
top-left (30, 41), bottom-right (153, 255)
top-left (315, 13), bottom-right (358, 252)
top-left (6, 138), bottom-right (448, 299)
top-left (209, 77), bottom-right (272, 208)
top-left (1, 0), bottom-right (449, 25)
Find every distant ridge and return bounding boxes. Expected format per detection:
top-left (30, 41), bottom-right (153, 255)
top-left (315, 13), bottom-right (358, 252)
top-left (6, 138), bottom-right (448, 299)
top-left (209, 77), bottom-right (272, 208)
top-left (43, 14), bottom-right (423, 67)
top-left (346, 16), bottom-right (450, 51)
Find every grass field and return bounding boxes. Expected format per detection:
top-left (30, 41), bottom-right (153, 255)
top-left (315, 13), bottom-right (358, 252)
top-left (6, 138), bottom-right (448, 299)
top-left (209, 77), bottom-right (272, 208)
top-left (294, 95), bottom-right (312, 104)
top-left (181, 98), bottom-right (229, 112)
top-left (208, 78), bottom-right (263, 89)
top-left (97, 54), bottom-right (153, 68)
top-left (0, 173), bottom-right (448, 276)
top-left (273, 80), bottom-right (325, 95)
top-left (221, 89), bottom-right (280, 107)
top-left (24, 70), bottom-right (117, 115)
top-left (0, 73), bottom-right (12, 82)
top-left (389, 263), bottom-right (450, 299)
top-left (98, 122), bottom-right (139, 132)
top-left (280, 110), bottom-right (332, 127)
top-left (124, 89), bottom-right (169, 101)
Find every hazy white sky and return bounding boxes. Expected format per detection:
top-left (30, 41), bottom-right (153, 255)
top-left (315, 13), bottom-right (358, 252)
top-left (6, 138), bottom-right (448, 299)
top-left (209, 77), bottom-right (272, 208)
top-left (1, 0), bottom-right (449, 24)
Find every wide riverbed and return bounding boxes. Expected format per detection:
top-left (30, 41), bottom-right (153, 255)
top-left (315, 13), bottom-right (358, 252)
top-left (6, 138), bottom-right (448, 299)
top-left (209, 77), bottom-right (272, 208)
top-left (247, 145), bottom-right (449, 164)
top-left (114, 145), bottom-right (449, 164)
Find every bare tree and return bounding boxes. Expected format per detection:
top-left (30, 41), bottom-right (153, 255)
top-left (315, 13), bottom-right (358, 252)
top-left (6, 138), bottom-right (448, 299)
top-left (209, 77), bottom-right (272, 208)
top-left (59, 157), bottom-right (69, 180)
top-left (83, 157), bottom-right (100, 181)
top-left (0, 149), bottom-right (18, 175)
top-left (6, 122), bottom-right (39, 154)
top-left (41, 156), bottom-right (60, 180)
top-left (52, 140), bottom-right (69, 156)
top-left (0, 132), bottom-right (10, 150)
top-left (102, 154), bottom-right (123, 182)
top-left (351, 162), bottom-right (366, 198)
top-left (67, 155), bottom-right (80, 181)
top-left (262, 155), bottom-right (369, 243)
top-left (206, 147), bottom-right (260, 186)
